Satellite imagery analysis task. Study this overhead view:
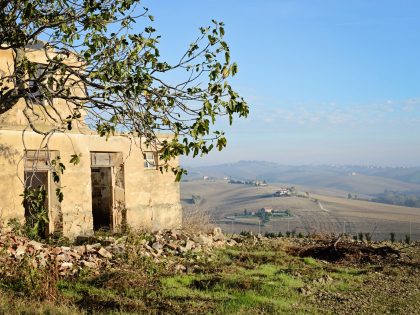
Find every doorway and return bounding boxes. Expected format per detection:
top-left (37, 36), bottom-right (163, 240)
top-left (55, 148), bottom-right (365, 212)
top-left (23, 170), bottom-right (50, 238)
top-left (90, 152), bottom-right (126, 232)
top-left (91, 167), bottom-right (113, 231)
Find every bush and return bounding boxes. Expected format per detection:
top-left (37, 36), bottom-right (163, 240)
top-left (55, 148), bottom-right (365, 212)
top-left (358, 232), bottom-right (364, 241)
top-left (264, 232), bottom-right (277, 238)
top-left (405, 234), bottom-right (411, 244)
top-left (240, 231), bottom-right (252, 237)
top-left (364, 233), bottom-right (372, 242)
top-left (0, 254), bottom-right (60, 301)
top-left (390, 232), bottom-right (395, 243)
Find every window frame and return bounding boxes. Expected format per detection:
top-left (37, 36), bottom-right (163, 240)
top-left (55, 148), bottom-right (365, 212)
top-left (143, 151), bottom-right (158, 170)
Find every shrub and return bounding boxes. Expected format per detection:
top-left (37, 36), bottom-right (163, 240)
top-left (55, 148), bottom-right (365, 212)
top-left (405, 234), bottom-right (411, 244)
top-left (364, 233), bottom-right (372, 242)
top-left (390, 232), bottom-right (395, 243)
top-left (264, 232), bottom-right (277, 238)
top-left (0, 255), bottom-right (60, 301)
top-left (19, 187), bottom-right (49, 240)
top-left (240, 231), bottom-right (252, 237)
top-left (358, 232), bottom-right (364, 241)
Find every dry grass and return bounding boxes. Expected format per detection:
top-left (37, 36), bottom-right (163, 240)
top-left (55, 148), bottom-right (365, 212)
top-left (182, 206), bottom-right (214, 233)
top-left (0, 253), bottom-right (61, 302)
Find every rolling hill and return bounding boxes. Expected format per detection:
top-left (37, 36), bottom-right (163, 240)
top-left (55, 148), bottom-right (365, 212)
top-left (184, 161), bottom-right (420, 196)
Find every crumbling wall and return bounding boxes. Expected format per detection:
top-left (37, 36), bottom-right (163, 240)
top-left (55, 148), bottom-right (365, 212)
top-left (0, 128), bottom-right (182, 238)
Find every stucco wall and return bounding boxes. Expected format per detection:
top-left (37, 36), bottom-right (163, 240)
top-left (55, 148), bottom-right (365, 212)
top-left (0, 128), bottom-right (182, 238)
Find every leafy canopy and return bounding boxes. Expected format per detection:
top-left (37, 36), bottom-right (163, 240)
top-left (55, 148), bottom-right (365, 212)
top-left (0, 0), bottom-right (249, 178)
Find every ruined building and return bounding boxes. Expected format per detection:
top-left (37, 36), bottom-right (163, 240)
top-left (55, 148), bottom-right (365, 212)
top-left (0, 44), bottom-right (182, 238)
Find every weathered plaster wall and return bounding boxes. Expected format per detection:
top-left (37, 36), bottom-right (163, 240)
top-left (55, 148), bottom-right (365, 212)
top-left (0, 128), bottom-right (182, 238)
top-left (1, 44), bottom-right (181, 237)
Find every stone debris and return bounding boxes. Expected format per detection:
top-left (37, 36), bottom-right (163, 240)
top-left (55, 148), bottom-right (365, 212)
top-left (0, 227), bottom-right (237, 276)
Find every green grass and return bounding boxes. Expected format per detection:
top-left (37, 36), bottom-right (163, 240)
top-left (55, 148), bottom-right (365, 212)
top-left (1, 240), bottom-right (418, 314)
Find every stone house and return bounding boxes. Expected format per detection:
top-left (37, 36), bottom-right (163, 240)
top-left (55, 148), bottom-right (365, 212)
top-left (0, 44), bottom-right (182, 238)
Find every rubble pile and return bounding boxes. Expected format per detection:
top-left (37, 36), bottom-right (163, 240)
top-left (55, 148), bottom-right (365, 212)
top-left (0, 227), bottom-right (237, 276)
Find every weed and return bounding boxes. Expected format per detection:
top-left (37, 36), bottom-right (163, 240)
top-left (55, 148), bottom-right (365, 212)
top-left (264, 232), bottom-right (277, 238)
top-left (0, 255), bottom-right (60, 301)
top-left (390, 232), bottom-right (395, 243)
top-left (302, 257), bottom-right (320, 267)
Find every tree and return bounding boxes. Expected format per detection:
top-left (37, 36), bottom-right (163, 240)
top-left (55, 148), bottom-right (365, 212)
top-left (0, 0), bottom-right (248, 179)
top-left (348, 193), bottom-right (352, 199)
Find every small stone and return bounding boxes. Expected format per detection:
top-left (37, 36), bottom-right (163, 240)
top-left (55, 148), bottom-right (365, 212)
top-left (192, 235), bottom-right (212, 246)
top-left (56, 254), bottom-right (67, 262)
top-left (28, 240), bottom-right (43, 250)
top-left (98, 247), bottom-right (113, 258)
top-left (178, 246), bottom-right (187, 253)
top-left (226, 239), bottom-right (237, 246)
top-left (213, 233), bottom-right (225, 242)
top-left (74, 245), bottom-right (87, 255)
top-left (185, 240), bottom-right (195, 251)
top-left (165, 242), bottom-right (178, 251)
top-left (152, 242), bottom-right (163, 251)
top-left (81, 260), bottom-right (97, 268)
top-left (178, 233), bottom-right (189, 241)
top-left (213, 227), bottom-right (222, 235)
top-left (15, 245), bottom-right (26, 256)
top-left (60, 262), bottom-right (73, 269)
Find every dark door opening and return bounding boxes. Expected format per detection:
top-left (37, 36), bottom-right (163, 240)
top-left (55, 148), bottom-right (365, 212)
top-left (24, 170), bottom-right (49, 238)
top-left (91, 167), bottom-right (112, 231)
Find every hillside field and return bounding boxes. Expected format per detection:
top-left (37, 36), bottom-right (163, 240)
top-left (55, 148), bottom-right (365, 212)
top-left (181, 180), bottom-right (420, 241)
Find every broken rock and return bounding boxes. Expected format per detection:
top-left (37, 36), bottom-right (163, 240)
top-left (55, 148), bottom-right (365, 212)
top-left (98, 247), bottom-right (113, 259)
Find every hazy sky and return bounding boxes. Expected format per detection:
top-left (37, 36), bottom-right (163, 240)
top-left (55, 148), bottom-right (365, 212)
top-left (145, 0), bottom-right (420, 167)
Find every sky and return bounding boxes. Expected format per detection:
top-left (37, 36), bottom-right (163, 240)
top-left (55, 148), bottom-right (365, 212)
top-left (144, 0), bottom-right (420, 167)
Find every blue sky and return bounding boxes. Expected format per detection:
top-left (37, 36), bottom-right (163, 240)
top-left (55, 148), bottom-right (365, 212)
top-left (144, 0), bottom-right (420, 166)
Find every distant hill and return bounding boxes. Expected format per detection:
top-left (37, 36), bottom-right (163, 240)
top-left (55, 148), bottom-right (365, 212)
top-left (184, 161), bottom-right (420, 196)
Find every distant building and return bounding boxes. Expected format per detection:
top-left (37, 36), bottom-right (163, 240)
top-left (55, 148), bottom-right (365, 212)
top-left (255, 180), bottom-right (268, 187)
top-left (274, 188), bottom-right (290, 197)
top-left (261, 207), bottom-right (273, 214)
top-left (203, 176), bottom-right (209, 180)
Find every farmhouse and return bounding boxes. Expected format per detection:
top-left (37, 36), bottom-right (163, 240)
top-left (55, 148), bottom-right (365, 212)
top-left (274, 188), bottom-right (290, 197)
top-left (260, 207), bottom-right (273, 214)
top-left (0, 44), bottom-right (182, 238)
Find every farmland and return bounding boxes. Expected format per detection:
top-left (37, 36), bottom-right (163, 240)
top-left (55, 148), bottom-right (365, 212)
top-left (181, 180), bottom-right (420, 241)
